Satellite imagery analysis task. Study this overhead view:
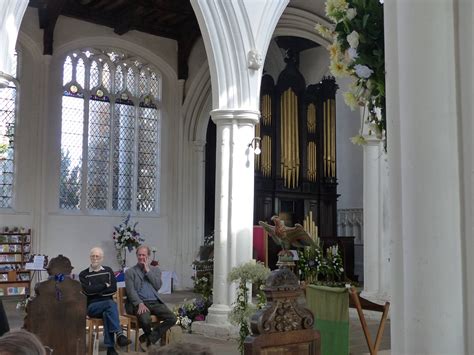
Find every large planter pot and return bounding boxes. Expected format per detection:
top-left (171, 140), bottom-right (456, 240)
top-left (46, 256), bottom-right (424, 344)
top-left (306, 285), bottom-right (349, 355)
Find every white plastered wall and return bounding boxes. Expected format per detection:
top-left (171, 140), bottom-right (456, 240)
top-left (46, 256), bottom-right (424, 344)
top-left (0, 8), bottom-right (182, 280)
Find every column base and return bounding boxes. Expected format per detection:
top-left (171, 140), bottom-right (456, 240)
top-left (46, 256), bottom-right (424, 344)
top-left (190, 304), bottom-right (239, 339)
top-left (360, 290), bottom-right (391, 304)
top-left (191, 321), bottom-right (239, 339)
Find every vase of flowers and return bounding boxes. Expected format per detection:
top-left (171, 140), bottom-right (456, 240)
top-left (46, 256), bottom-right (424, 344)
top-left (316, 0), bottom-right (385, 148)
top-left (113, 214), bottom-right (144, 269)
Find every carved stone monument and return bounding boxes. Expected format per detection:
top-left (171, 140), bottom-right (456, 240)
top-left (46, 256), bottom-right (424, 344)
top-left (244, 265), bottom-right (321, 354)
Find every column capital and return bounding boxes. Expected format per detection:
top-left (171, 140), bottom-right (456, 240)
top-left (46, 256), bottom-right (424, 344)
top-left (210, 108), bottom-right (260, 125)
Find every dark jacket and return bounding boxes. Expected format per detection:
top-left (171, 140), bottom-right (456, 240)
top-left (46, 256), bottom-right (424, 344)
top-left (79, 266), bottom-right (116, 305)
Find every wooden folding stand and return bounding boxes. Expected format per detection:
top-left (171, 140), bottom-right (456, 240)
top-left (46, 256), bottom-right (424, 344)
top-left (349, 287), bottom-right (390, 355)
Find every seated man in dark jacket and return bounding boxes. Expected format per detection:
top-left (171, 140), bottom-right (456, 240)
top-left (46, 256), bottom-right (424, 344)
top-left (79, 247), bottom-right (131, 355)
top-left (125, 245), bottom-right (177, 349)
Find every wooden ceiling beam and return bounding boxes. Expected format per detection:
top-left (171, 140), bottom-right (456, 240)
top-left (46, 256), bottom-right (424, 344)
top-left (113, 3), bottom-right (139, 35)
top-left (38, 0), bottom-right (65, 55)
top-left (177, 27), bottom-right (201, 80)
top-left (28, 0), bottom-right (200, 52)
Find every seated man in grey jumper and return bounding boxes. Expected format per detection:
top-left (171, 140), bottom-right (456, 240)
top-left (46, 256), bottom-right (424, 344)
top-left (125, 245), bottom-right (177, 348)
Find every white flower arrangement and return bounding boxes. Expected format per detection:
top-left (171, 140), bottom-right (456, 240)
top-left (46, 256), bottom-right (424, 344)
top-left (317, 0), bottom-right (386, 148)
top-left (112, 214), bottom-right (144, 252)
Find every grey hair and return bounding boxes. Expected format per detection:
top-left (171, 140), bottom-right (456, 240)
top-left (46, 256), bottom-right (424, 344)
top-left (136, 245), bottom-right (151, 256)
top-left (0, 330), bottom-right (46, 355)
top-left (90, 247), bottom-right (104, 256)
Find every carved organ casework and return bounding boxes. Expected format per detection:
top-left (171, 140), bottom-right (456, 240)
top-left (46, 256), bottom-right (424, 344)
top-left (254, 40), bottom-right (339, 264)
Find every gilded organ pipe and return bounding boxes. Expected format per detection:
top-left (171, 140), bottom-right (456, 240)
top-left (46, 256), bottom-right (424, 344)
top-left (331, 99), bottom-right (336, 178)
top-left (327, 98), bottom-right (331, 177)
top-left (280, 89), bottom-right (300, 188)
top-left (303, 211), bottom-right (319, 245)
top-left (262, 135), bottom-right (271, 177)
top-left (307, 141), bottom-right (317, 182)
top-left (295, 94), bottom-right (300, 188)
top-left (307, 103), bottom-right (316, 133)
top-left (323, 101), bottom-right (327, 177)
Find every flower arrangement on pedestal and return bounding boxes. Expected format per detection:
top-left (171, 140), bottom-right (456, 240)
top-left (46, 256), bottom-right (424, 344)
top-left (191, 260), bottom-right (213, 301)
top-left (316, 0), bottom-right (385, 147)
top-left (297, 243), bottom-right (348, 287)
top-left (112, 214), bottom-right (144, 269)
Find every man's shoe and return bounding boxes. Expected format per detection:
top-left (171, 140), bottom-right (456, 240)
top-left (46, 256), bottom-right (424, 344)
top-left (148, 331), bottom-right (160, 345)
top-left (107, 347), bottom-right (119, 355)
top-left (116, 334), bottom-right (132, 347)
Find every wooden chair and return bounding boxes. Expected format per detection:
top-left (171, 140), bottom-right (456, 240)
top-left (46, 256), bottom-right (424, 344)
top-left (85, 294), bottom-right (131, 355)
top-left (349, 287), bottom-right (390, 355)
top-left (117, 287), bottom-right (170, 351)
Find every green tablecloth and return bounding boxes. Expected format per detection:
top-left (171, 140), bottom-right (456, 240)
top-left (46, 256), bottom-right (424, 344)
top-left (306, 285), bottom-right (349, 355)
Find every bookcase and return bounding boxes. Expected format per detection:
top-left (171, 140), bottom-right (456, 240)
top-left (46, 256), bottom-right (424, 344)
top-left (0, 228), bottom-right (31, 297)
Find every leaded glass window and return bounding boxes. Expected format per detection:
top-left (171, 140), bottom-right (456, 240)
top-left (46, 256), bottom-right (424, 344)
top-left (60, 48), bottom-right (161, 213)
top-left (0, 52), bottom-right (18, 208)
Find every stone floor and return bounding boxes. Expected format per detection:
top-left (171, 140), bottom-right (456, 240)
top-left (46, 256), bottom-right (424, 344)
top-left (3, 291), bottom-right (390, 354)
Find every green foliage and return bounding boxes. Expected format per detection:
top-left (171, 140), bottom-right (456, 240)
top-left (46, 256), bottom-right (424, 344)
top-left (317, 0), bottom-right (385, 147)
top-left (0, 143), bottom-right (8, 155)
top-left (191, 271), bottom-right (213, 301)
top-left (59, 149), bottom-right (81, 209)
top-left (298, 244), bottom-right (346, 285)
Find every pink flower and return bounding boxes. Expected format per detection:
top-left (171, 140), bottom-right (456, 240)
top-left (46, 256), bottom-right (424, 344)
top-left (194, 314), bottom-right (205, 321)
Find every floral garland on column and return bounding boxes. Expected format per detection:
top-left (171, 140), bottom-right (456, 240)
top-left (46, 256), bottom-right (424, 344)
top-left (228, 261), bottom-right (270, 354)
top-left (317, 0), bottom-right (386, 147)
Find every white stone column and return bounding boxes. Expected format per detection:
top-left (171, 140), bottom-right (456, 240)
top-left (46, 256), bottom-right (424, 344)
top-left (197, 109), bottom-right (258, 336)
top-left (361, 136), bottom-right (390, 302)
top-left (385, 1), bottom-right (465, 353)
top-left (0, 0), bottom-right (28, 87)
top-left (190, 0), bottom-right (289, 336)
top-left (456, 1), bottom-right (474, 353)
